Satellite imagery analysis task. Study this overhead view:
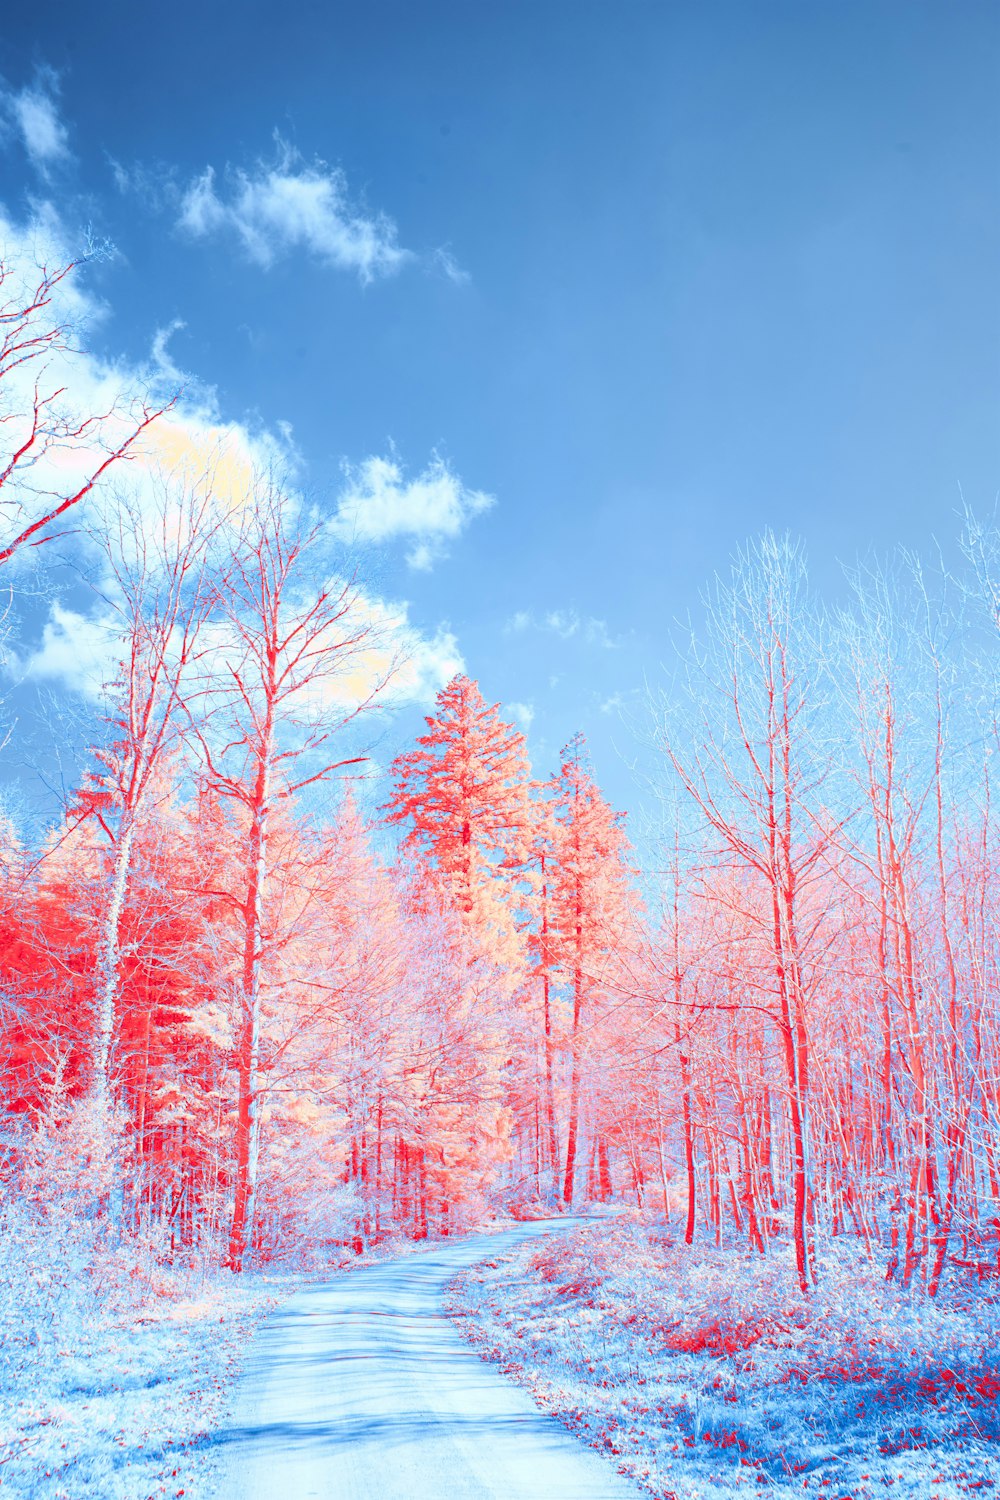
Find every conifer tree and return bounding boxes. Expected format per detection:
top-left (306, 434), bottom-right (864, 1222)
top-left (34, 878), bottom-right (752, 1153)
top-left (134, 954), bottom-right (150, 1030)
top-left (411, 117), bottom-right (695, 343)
top-left (384, 675), bottom-right (534, 1207)
top-left (383, 674), bottom-right (532, 925)
top-left (549, 734), bottom-right (633, 1207)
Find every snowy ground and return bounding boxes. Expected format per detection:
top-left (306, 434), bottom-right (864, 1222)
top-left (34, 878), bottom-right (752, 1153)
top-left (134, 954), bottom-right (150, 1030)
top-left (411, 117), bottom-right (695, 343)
top-left (0, 1244), bottom-right (276, 1499)
top-left (211, 1219), bottom-right (641, 1500)
top-left (447, 1215), bottom-right (1000, 1500)
top-left (11, 1212), bottom-right (998, 1499)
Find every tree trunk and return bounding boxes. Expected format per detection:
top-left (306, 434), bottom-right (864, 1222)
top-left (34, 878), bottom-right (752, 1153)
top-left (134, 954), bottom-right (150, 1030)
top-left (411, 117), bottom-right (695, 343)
top-left (678, 1032), bottom-right (696, 1245)
top-left (227, 756), bottom-right (270, 1272)
top-left (94, 817), bottom-right (136, 1101)
top-left (562, 957), bottom-right (583, 1206)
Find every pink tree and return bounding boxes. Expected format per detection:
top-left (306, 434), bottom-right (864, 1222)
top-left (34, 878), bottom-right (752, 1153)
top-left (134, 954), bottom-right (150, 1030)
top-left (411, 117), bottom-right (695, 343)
top-left (548, 734), bottom-right (633, 1208)
top-left (183, 479), bottom-right (396, 1270)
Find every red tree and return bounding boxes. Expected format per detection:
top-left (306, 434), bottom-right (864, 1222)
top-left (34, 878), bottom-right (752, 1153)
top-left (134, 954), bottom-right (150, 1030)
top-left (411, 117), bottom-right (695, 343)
top-left (384, 674), bottom-right (532, 922)
top-left (184, 479), bottom-right (394, 1270)
top-left (548, 734), bottom-right (634, 1208)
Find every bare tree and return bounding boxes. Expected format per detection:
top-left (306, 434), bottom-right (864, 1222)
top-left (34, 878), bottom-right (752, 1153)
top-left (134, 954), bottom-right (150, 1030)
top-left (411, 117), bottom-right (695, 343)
top-left (183, 479), bottom-right (398, 1270)
top-left (73, 467), bottom-right (236, 1109)
top-left (0, 249), bottom-right (171, 568)
top-left (650, 533), bottom-right (837, 1291)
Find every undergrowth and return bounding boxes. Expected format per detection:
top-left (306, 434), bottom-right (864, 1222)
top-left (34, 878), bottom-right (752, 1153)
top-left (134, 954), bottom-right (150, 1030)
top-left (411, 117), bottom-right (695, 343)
top-left (448, 1215), bottom-right (1000, 1499)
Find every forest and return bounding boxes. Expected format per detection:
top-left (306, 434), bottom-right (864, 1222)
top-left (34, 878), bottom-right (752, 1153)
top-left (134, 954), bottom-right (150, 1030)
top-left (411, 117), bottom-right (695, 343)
top-left (3, 242), bottom-right (1000, 1320)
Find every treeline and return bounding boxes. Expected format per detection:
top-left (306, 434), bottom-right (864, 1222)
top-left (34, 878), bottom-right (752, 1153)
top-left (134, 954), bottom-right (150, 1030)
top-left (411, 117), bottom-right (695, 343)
top-left (0, 483), bottom-right (637, 1269)
top-left (627, 532), bottom-right (1000, 1296)
top-left (0, 647), bottom-right (636, 1266)
top-left (3, 244), bottom-right (1000, 1297)
top-left (0, 246), bottom-right (641, 1272)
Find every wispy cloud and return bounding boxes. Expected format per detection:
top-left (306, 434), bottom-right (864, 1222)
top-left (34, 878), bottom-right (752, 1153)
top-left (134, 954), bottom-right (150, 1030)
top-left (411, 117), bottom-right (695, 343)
top-left (108, 157), bottom-right (173, 212)
top-left (175, 135), bottom-right (410, 283)
top-left (375, 610), bottom-right (465, 707)
top-left (20, 602), bottom-right (123, 700)
top-left (149, 319), bottom-right (189, 388)
top-left (331, 451), bottom-right (493, 570)
top-left (431, 246), bottom-right (470, 285)
top-left (508, 701), bottom-right (535, 735)
top-left (545, 609), bottom-right (581, 640)
top-left (1, 71), bottom-right (70, 175)
top-left (504, 609), bottom-right (619, 648)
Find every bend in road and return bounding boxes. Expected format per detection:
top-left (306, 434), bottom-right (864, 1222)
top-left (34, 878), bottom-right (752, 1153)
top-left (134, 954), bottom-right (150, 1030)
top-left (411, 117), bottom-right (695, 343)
top-left (214, 1218), bottom-right (642, 1500)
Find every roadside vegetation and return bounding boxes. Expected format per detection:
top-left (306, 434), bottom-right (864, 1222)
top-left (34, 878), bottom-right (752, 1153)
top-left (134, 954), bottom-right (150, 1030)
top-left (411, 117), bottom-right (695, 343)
top-left (450, 1216), bottom-right (1000, 1499)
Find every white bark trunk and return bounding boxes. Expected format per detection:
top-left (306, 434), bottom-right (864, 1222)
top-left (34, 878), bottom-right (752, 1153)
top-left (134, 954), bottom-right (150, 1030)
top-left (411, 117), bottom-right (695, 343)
top-left (94, 817), bottom-right (136, 1098)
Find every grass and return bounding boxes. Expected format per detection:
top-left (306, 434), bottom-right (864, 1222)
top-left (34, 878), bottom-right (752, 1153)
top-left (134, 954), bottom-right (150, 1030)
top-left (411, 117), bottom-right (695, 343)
top-left (448, 1214), bottom-right (1000, 1499)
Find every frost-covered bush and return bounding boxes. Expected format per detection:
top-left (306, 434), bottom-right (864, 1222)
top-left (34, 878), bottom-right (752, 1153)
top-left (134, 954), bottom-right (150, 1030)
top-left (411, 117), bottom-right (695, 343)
top-left (254, 1172), bottom-right (369, 1268)
top-left (450, 1216), bottom-right (1000, 1499)
top-left (0, 1104), bottom-right (272, 1498)
top-left (1, 1100), bottom-right (127, 1380)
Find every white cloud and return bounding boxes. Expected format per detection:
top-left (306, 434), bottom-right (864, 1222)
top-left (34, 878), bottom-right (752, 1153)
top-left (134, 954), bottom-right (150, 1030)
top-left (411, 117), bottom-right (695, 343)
top-left (13, 92), bottom-right (68, 170)
top-left (207, 585), bottom-right (464, 715)
top-left (0, 204), bottom-right (309, 574)
top-left (545, 609), bottom-right (580, 639)
top-left (508, 701), bottom-right (535, 735)
top-left (583, 617), bottom-right (616, 649)
top-left (1, 74), bottom-right (70, 174)
top-left (177, 167), bottom-right (225, 237)
top-left (177, 137), bottom-right (410, 283)
top-left (503, 609), bottom-right (619, 648)
top-left (20, 590), bottom-right (462, 718)
top-left (331, 452), bottom-right (493, 569)
top-left (2, 205), bottom-right (465, 722)
top-left (431, 246), bottom-right (469, 285)
top-left (21, 603), bottom-right (124, 700)
top-left (383, 614), bottom-right (464, 706)
top-left (0, 208), bottom-right (164, 570)
top-left (109, 157), bottom-right (131, 194)
top-left (108, 157), bottom-right (172, 213)
top-left (149, 318), bottom-right (188, 387)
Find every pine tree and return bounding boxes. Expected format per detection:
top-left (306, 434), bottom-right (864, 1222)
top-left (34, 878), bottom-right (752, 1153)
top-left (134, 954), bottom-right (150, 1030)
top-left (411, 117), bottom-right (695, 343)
top-left (549, 734), bottom-right (633, 1207)
top-left (384, 675), bottom-right (534, 1211)
top-left (383, 674), bottom-right (532, 926)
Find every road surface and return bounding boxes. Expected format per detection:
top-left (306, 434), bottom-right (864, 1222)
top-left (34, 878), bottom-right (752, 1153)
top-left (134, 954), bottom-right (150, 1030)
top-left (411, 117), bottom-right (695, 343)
top-left (214, 1219), bottom-right (641, 1499)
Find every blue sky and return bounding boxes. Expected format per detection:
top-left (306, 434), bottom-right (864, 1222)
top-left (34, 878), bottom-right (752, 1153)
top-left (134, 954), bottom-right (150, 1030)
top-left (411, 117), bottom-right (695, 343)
top-left (1, 1), bottom-right (998, 825)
